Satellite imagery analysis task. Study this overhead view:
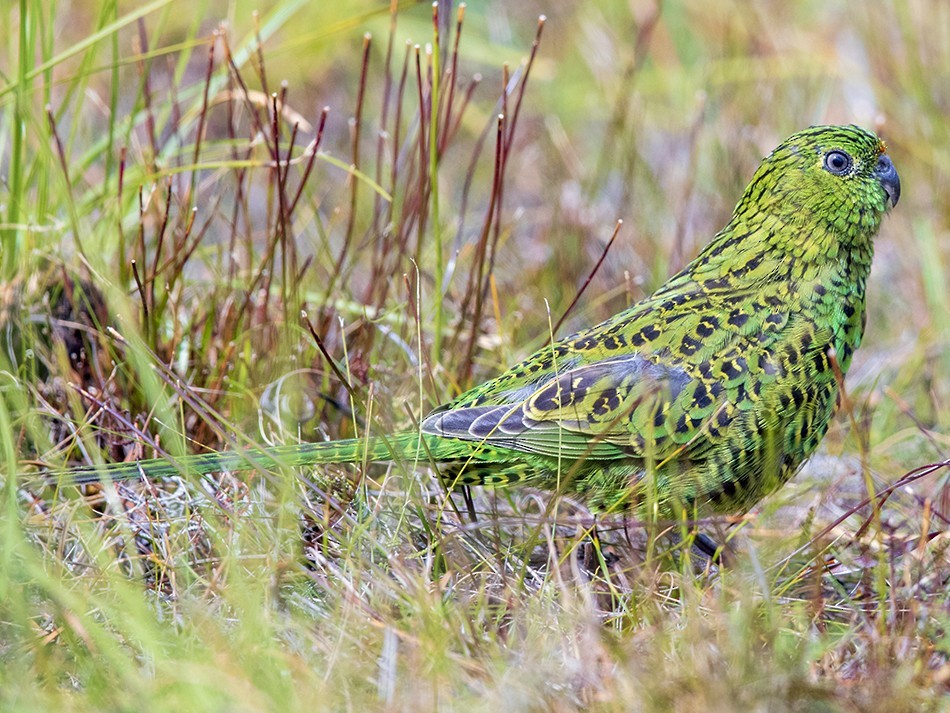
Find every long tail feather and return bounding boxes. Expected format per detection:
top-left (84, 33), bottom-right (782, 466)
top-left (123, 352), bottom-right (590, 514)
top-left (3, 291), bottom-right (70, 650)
top-left (31, 432), bottom-right (461, 487)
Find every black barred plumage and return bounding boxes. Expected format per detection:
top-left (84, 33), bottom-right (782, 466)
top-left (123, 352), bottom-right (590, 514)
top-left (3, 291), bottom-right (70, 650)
top-left (36, 126), bottom-right (899, 519)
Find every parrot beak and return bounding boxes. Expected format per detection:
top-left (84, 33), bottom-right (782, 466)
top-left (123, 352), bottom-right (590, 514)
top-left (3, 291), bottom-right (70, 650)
top-left (875, 154), bottom-right (900, 208)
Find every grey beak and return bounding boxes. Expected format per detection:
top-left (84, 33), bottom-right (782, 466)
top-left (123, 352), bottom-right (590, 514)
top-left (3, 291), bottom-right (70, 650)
top-left (875, 154), bottom-right (900, 208)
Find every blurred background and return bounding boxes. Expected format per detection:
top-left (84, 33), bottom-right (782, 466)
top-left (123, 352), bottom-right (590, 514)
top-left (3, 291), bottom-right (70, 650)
top-left (5, 0), bottom-right (942, 467)
top-left (1, 2), bottom-right (948, 709)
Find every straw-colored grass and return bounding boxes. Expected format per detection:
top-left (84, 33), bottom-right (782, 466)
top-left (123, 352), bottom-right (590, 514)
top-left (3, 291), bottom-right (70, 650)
top-left (1, 1), bottom-right (947, 710)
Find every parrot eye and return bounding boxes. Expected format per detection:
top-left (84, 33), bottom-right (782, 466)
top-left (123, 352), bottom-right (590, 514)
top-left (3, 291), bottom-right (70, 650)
top-left (823, 150), bottom-right (853, 175)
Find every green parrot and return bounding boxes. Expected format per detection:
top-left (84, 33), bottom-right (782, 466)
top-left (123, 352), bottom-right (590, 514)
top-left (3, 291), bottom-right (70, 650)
top-left (39, 125), bottom-right (900, 523)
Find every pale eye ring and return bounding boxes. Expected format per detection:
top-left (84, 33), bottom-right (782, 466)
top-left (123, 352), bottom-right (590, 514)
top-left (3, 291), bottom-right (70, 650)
top-left (823, 150), bottom-right (853, 175)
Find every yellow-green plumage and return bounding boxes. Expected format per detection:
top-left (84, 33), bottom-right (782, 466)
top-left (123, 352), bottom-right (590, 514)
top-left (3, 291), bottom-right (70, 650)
top-left (46, 125), bottom-right (900, 519)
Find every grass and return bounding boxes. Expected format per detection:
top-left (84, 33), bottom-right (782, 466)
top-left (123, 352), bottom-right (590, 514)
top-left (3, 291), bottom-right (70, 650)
top-left (1, 0), bottom-right (949, 710)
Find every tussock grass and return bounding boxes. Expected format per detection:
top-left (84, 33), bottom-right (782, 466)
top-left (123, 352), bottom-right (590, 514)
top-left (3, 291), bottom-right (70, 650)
top-left (1, 1), bottom-right (948, 710)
